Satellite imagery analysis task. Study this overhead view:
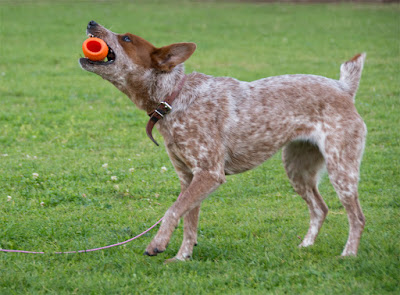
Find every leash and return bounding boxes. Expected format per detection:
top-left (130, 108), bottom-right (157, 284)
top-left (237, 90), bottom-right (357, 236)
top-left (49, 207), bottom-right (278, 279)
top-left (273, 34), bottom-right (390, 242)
top-left (0, 193), bottom-right (181, 254)
top-left (146, 75), bottom-right (187, 146)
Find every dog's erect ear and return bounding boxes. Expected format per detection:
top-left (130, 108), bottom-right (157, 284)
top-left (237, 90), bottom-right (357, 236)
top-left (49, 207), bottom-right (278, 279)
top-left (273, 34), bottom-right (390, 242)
top-left (151, 42), bottom-right (196, 72)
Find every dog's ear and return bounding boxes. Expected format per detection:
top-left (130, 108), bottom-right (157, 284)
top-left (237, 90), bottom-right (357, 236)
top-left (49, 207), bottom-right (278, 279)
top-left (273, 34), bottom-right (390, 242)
top-left (151, 42), bottom-right (196, 72)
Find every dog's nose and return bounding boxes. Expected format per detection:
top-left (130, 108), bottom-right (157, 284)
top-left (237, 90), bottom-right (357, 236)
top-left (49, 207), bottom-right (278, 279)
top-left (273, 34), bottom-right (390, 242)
top-left (87, 20), bottom-right (98, 29)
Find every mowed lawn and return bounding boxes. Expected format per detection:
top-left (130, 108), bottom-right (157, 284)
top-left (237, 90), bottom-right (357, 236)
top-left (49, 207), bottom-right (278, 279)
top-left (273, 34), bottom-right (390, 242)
top-left (0, 1), bottom-right (399, 294)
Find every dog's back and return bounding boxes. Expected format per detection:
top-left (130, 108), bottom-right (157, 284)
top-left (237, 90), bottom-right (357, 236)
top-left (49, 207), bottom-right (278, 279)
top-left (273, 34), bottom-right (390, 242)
top-left (162, 56), bottom-right (366, 177)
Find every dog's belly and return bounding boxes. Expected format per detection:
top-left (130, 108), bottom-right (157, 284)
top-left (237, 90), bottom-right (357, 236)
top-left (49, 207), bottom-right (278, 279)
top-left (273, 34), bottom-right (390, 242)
top-left (223, 132), bottom-right (289, 175)
top-left (224, 150), bottom-right (276, 175)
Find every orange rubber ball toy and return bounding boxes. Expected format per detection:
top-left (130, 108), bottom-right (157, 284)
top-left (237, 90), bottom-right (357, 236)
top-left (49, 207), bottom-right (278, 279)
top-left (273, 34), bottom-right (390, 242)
top-left (82, 38), bottom-right (108, 61)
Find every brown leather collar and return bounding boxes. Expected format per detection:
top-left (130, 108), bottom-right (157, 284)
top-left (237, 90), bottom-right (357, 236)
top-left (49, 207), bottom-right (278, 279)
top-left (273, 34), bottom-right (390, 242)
top-left (146, 75), bottom-right (187, 146)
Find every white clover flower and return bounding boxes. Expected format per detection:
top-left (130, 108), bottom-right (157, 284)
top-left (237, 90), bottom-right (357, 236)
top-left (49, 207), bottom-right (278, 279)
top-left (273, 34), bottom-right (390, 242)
top-left (111, 176), bottom-right (118, 181)
top-left (32, 173), bottom-right (39, 179)
top-left (114, 184), bottom-right (120, 190)
top-left (102, 163), bottom-right (108, 168)
top-left (160, 166), bottom-right (168, 173)
top-left (7, 196), bottom-right (12, 201)
top-left (40, 202), bottom-right (45, 206)
top-left (129, 168), bottom-right (135, 173)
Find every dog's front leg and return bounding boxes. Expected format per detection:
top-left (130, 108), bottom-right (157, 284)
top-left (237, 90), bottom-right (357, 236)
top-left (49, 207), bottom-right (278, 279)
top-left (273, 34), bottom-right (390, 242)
top-left (164, 205), bottom-right (201, 263)
top-left (145, 170), bottom-right (224, 257)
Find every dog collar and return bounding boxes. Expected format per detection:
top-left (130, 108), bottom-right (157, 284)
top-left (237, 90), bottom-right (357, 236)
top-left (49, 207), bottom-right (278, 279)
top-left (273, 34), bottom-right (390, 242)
top-left (146, 75), bottom-right (187, 146)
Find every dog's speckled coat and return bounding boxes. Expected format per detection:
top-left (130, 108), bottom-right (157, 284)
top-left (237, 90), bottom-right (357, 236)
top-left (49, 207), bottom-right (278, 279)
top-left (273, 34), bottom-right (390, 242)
top-left (80, 21), bottom-right (366, 262)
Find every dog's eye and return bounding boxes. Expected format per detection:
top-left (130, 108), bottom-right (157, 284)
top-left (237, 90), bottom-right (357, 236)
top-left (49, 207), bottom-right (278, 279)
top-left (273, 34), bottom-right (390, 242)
top-left (122, 36), bottom-right (131, 42)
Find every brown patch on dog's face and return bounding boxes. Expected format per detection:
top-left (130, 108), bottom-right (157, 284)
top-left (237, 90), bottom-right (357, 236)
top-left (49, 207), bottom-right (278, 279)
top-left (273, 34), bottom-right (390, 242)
top-left (117, 33), bottom-right (155, 69)
top-left (116, 33), bottom-right (197, 73)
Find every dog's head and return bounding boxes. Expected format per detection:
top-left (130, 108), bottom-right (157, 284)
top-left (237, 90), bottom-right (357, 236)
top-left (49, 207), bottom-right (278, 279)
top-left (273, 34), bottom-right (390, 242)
top-left (79, 21), bottom-right (196, 83)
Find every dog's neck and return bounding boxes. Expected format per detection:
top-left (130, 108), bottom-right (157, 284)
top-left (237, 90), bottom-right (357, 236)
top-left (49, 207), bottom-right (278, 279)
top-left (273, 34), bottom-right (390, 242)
top-left (112, 64), bottom-right (186, 114)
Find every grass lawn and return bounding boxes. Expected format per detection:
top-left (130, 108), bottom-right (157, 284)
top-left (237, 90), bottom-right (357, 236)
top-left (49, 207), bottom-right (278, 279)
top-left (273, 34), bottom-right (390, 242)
top-left (0, 0), bottom-right (399, 294)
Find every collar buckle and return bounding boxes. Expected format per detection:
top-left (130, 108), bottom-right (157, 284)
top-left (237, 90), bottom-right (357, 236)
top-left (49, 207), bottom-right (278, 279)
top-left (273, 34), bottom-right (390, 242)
top-left (146, 75), bottom-right (187, 146)
top-left (159, 101), bottom-right (172, 113)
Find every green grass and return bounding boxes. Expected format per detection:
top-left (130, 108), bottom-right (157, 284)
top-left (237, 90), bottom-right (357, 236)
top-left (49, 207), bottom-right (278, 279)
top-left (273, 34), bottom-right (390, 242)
top-left (0, 0), bottom-right (399, 294)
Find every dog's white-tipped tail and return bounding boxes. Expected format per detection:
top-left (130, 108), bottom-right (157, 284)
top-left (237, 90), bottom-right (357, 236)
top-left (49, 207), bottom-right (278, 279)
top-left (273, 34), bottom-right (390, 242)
top-left (340, 53), bottom-right (366, 101)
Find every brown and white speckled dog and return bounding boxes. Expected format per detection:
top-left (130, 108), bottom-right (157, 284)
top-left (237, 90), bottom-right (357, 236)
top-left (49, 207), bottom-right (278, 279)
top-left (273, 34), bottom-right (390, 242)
top-left (80, 21), bottom-right (367, 262)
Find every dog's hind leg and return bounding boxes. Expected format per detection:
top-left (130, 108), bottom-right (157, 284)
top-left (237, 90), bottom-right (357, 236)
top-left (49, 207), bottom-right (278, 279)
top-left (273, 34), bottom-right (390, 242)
top-left (324, 125), bottom-right (366, 256)
top-left (282, 141), bottom-right (328, 248)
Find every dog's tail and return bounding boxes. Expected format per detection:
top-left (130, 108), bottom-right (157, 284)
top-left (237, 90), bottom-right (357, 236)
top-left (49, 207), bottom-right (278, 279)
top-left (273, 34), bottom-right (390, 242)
top-left (339, 53), bottom-right (366, 101)
top-left (339, 53), bottom-right (367, 101)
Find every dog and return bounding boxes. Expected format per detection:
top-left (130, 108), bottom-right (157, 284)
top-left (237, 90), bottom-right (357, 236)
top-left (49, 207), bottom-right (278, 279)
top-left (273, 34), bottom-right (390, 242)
top-left (79, 21), bottom-right (367, 262)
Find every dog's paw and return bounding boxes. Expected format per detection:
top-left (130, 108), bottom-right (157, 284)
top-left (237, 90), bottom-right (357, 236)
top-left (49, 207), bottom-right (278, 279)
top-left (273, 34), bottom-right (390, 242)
top-left (144, 239), bottom-right (168, 256)
top-left (144, 246), bottom-right (165, 256)
top-left (298, 236), bottom-right (315, 248)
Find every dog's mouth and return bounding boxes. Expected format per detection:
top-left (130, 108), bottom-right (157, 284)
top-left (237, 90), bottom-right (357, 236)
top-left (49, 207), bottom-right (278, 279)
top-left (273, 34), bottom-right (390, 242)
top-left (81, 33), bottom-right (116, 66)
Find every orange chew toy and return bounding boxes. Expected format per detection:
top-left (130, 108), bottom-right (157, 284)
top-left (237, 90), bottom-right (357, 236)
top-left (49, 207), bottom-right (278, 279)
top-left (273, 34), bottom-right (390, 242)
top-left (82, 38), bottom-right (108, 61)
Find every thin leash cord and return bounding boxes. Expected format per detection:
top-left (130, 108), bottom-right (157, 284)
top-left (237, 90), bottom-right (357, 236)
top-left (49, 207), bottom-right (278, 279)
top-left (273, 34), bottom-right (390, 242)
top-left (0, 193), bottom-right (181, 254)
top-left (0, 217), bottom-right (163, 254)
